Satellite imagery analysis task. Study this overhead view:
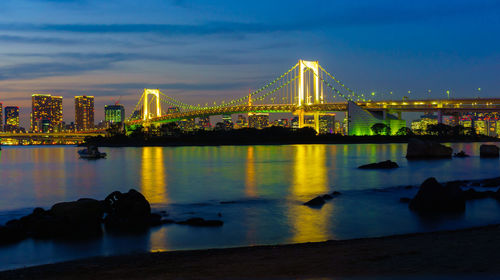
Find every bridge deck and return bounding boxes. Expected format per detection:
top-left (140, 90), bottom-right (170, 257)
top-left (128, 98), bottom-right (500, 125)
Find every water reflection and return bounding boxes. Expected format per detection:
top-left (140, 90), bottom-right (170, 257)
top-left (288, 145), bottom-right (331, 243)
top-left (140, 147), bottom-right (168, 204)
top-left (245, 146), bottom-right (257, 197)
top-left (33, 148), bottom-right (66, 202)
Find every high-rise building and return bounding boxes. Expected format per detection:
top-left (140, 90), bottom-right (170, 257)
top-left (105, 104), bottom-right (125, 124)
top-left (51, 96), bottom-right (63, 131)
top-left (31, 94), bottom-right (63, 132)
top-left (131, 109), bottom-right (142, 120)
top-left (0, 102), bottom-right (3, 132)
top-left (75, 96), bottom-right (95, 131)
top-left (235, 115), bottom-right (247, 128)
top-left (474, 120), bottom-right (488, 136)
top-left (179, 118), bottom-right (196, 131)
top-left (248, 113), bottom-right (269, 129)
top-left (271, 119), bottom-right (289, 127)
top-left (198, 116), bottom-right (211, 130)
top-left (319, 114), bottom-right (336, 134)
top-left (222, 114), bottom-right (233, 130)
top-left (4, 106), bottom-right (20, 131)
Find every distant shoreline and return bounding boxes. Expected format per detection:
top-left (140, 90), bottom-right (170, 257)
top-left (84, 134), bottom-right (499, 148)
top-left (2, 224), bottom-right (500, 279)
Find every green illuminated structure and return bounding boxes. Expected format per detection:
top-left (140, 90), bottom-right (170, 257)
top-left (346, 101), bottom-right (405, 135)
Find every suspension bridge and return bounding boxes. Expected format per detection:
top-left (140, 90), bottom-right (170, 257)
top-left (126, 59), bottom-right (500, 134)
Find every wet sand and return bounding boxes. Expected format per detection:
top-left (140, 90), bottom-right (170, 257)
top-left (1, 224), bottom-right (500, 279)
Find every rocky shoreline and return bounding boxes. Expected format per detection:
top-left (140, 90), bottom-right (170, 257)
top-left (0, 189), bottom-right (223, 246)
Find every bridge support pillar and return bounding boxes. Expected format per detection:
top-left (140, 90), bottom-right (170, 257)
top-left (314, 112), bottom-right (320, 133)
top-left (297, 109), bottom-right (305, 128)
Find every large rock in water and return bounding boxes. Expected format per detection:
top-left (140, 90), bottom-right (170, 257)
top-left (4, 199), bottom-right (105, 240)
top-left (406, 138), bottom-right (452, 159)
top-left (50, 198), bottom-right (104, 235)
top-left (303, 196), bottom-right (326, 207)
top-left (480, 144), bottom-right (499, 158)
top-left (409, 177), bottom-right (465, 213)
top-left (103, 189), bottom-right (151, 230)
top-left (358, 160), bottom-right (399, 169)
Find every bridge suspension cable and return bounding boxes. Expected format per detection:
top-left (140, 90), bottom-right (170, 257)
top-left (318, 64), bottom-right (364, 102)
top-left (127, 59), bottom-right (364, 123)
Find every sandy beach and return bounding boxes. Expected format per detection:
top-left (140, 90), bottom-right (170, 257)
top-left (1, 224), bottom-right (499, 279)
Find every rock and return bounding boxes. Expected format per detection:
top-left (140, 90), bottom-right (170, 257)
top-left (303, 196), bottom-right (325, 207)
top-left (16, 208), bottom-right (68, 238)
top-left (444, 181), bottom-right (468, 189)
top-left (463, 189), bottom-right (497, 200)
top-left (453, 151), bottom-right (469, 158)
top-left (162, 219), bottom-right (176, 224)
top-left (480, 144), bottom-right (499, 158)
top-left (220, 201), bottom-right (237, 204)
top-left (332, 191), bottom-right (341, 196)
top-left (176, 218), bottom-right (223, 227)
top-left (399, 197), bottom-right (411, 203)
top-left (406, 138), bottom-right (452, 159)
top-left (322, 194), bottom-right (333, 200)
top-left (358, 160), bottom-right (399, 169)
top-left (480, 177), bottom-right (500, 188)
top-left (32, 207), bottom-right (45, 215)
top-left (103, 189), bottom-right (152, 230)
top-left (409, 177), bottom-right (465, 213)
top-left (149, 213), bottom-right (163, 227)
top-left (0, 225), bottom-right (25, 244)
top-left (50, 198), bottom-right (103, 225)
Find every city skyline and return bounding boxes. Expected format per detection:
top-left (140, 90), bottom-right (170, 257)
top-left (0, 0), bottom-right (499, 128)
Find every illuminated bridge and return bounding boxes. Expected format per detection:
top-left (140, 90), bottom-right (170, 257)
top-left (126, 59), bottom-right (500, 134)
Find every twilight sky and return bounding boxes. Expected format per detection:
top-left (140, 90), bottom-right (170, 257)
top-left (0, 0), bottom-right (499, 127)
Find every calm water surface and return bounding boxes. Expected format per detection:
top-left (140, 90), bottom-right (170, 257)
top-left (0, 143), bottom-right (499, 270)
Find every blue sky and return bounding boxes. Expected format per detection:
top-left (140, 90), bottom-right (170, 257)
top-left (0, 0), bottom-right (499, 126)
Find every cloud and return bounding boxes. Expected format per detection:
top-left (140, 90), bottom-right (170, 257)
top-left (0, 22), bottom-right (291, 36)
top-left (0, 61), bottom-right (115, 81)
top-left (90, 81), bottom-right (251, 92)
top-left (0, 34), bottom-right (76, 44)
top-left (0, 1), bottom-right (497, 37)
top-left (0, 51), bottom-right (272, 81)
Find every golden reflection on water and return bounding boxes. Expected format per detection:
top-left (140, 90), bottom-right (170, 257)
top-left (33, 148), bottom-right (66, 200)
top-left (140, 147), bottom-right (169, 204)
top-left (245, 146), bottom-right (257, 197)
top-left (288, 145), bottom-right (332, 243)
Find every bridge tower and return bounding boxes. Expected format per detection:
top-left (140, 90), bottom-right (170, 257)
top-left (298, 60), bottom-right (321, 106)
top-left (142, 89), bottom-right (161, 121)
top-left (296, 60), bottom-right (322, 132)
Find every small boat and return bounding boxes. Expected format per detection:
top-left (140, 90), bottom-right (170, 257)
top-left (78, 145), bottom-right (106, 159)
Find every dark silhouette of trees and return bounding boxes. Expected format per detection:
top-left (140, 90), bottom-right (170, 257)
top-left (396, 127), bottom-right (413, 136)
top-left (159, 123), bottom-right (181, 136)
top-left (106, 122), bottom-right (124, 136)
top-left (427, 124), bottom-right (454, 136)
top-left (371, 123), bottom-right (391, 135)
